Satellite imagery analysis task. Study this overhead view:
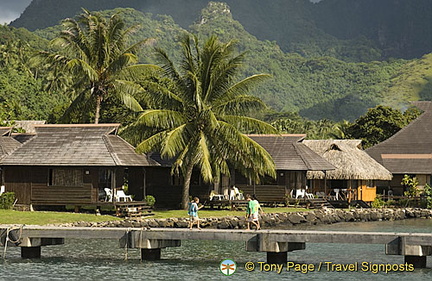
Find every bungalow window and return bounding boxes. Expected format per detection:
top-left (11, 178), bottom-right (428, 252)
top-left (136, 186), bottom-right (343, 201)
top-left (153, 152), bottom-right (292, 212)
top-left (48, 168), bottom-right (84, 186)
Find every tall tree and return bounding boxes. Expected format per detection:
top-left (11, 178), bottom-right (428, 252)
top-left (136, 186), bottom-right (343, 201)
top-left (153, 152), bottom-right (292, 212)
top-left (132, 34), bottom-right (276, 209)
top-left (346, 105), bottom-right (420, 148)
top-left (37, 9), bottom-right (157, 123)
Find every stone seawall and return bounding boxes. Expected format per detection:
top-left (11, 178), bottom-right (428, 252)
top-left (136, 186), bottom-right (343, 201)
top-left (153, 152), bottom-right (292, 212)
top-left (58, 208), bottom-right (432, 229)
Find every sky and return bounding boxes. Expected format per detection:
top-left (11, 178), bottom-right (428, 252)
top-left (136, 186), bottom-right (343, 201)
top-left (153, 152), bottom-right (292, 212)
top-left (0, 0), bottom-right (33, 25)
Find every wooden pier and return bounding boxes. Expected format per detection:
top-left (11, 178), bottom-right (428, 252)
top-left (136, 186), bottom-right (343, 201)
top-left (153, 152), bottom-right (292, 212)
top-left (1, 225), bottom-right (432, 268)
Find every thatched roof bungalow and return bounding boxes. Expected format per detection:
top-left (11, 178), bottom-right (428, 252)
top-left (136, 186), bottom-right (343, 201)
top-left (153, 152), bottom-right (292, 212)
top-left (231, 135), bottom-right (335, 203)
top-left (303, 139), bottom-right (392, 202)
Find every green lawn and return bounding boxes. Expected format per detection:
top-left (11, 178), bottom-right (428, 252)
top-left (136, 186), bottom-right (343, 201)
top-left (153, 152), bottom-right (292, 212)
top-left (0, 209), bottom-right (122, 225)
top-left (0, 207), bottom-right (310, 225)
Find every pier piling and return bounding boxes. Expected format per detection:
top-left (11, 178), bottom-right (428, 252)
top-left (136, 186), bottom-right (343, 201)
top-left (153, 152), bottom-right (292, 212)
top-left (141, 248), bottom-right (161, 261)
top-left (21, 246), bottom-right (41, 259)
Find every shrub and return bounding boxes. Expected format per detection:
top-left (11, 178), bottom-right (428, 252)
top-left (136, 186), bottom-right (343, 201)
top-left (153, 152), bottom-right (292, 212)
top-left (371, 195), bottom-right (385, 208)
top-left (0, 192), bottom-right (16, 209)
top-left (145, 195), bottom-right (156, 207)
top-left (422, 184), bottom-right (432, 209)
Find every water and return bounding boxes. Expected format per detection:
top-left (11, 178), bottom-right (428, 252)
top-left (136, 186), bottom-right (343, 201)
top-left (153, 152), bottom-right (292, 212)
top-left (1, 219), bottom-right (432, 280)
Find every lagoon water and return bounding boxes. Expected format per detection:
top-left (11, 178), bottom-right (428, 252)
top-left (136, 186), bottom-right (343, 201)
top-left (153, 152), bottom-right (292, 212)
top-left (1, 219), bottom-right (432, 280)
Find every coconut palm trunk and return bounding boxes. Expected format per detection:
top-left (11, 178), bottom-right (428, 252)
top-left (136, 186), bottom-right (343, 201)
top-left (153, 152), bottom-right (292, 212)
top-left (182, 162), bottom-right (194, 209)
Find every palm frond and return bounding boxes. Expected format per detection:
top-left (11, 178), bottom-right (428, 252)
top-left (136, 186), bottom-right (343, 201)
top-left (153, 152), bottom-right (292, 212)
top-left (139, 81), bottom-right (183, 110)
top-left (60, 87), bottom-right (92, 123)
top-left (214, 95), bottom-right (268, 115)
top-left (136, 130), bottom-right (167, 154)
top-left (66, 58), bottom-right (98, 81)
top-left (136, 109), bottom-right (187, 129)
top-left (160, 124), bottom-right (189, 158)
top-left (112, 80), bottom-right (144, 112)
top-left (221, 115), bottom-right (279, 134)
top-left (225, 74), bottom-right (271, 97)
top-left (196, 132), bottom-right (213, 182)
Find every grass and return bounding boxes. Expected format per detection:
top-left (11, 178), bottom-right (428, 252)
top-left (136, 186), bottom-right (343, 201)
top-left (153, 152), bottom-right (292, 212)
top-left (0, 207), bottom-right (310, 225)
top-left (0, 209), bottom-right (122, 225)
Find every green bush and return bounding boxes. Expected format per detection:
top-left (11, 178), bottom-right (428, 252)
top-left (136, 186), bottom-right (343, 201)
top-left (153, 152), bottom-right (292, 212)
top-left (0, 192), bottom-right (16, 209)
top-left (145, 195), bottom-right (156, 207)
top-left (371, 196), bottom-right (385, 208)
top-left (422, 184), bottom-right (432, 209)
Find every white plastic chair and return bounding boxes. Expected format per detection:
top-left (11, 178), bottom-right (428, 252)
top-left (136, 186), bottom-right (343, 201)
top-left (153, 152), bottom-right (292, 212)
top-left (104, 188), bottom-right (112, 202)
top-left (295, 189), bottom-right (306, 199)
top-left (0, 185), bottom-right (5, 196)
top-left (306, 192), bottom-right (314, 199)
top-left (229, 189), bottom-right (236, 200)
top-left (334, 189), bottom-right (340, 200)
top-left (233, 187), bottom-right (244, 200)
top-left (115, 189), bottom-right (132, 202)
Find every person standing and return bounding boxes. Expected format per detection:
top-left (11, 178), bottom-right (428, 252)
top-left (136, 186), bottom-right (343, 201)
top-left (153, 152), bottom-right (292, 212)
top-left (245, 194), bottom-right (260, 230)
top-left (188, 197), bottom-right (203, 230)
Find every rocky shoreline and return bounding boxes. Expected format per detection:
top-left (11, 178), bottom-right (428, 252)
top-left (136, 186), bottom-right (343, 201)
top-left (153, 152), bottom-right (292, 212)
top-left (56, 208), bottom-right (432, 229)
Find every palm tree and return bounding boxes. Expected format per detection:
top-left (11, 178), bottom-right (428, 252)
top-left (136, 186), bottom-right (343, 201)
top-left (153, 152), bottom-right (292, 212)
top-left (132, 34), bottom-right (277, 209)
top-left (38, 9), bottom-right (158, 123)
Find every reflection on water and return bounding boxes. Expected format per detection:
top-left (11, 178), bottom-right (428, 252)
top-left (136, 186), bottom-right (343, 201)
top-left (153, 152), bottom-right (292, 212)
top-left (0, 219), bottom-right (431, 280)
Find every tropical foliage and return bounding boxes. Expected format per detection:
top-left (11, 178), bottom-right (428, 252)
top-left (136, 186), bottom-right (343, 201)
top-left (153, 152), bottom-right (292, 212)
top-left (129, 35), bottom-right (276, 208)
top-left (35, 9), bottom-right (158, 123)
top-left (344, 105), bottom-right (421, 148)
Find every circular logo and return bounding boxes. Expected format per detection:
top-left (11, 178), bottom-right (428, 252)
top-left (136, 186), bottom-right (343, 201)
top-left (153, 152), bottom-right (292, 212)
top-left (220, 259), bottom-right (237, 276)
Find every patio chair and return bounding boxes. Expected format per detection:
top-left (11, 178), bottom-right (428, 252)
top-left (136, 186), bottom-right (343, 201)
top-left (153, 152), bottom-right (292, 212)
top-left (229, 189), bottom-right (236, 200)
top-left (295, 189), bottom-right (306, 199)
top-left (334, 189), bottom-right (340, 200)
top-left (233, 187), bottom-right (244, 200)
top-left (305, 192), bottom-right (314, 199)
top-left (0, 185), bottom-right (5, 196)
top-left (104, 188), bottom-right (112, 202)
top-left (115, 189), bottom-right (133, 202)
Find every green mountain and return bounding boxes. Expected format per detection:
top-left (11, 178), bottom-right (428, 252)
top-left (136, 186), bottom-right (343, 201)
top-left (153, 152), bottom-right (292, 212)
top-left (2, 3), bottom-right (431, 123)
top-left (29, 6), bottom-right (410, 121)
top-left (10, 0), bottom-right (432, 61)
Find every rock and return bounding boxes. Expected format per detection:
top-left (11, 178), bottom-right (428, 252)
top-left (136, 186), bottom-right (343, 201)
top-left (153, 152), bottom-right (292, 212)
top-left (287, 213), bottom-right (306, 224)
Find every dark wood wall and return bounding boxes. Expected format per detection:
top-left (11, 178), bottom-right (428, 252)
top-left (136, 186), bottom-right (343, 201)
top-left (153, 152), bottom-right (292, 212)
top-left (4, 166), bottom-right (113, 205)
top-left (145, 167), bottom-right (212, 208)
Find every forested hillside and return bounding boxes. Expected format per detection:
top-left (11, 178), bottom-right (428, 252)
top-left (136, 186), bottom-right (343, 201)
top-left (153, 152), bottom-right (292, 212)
top-left (11, 0), bottom-right (432, 61)
top-left (2, 3), bottom-right (432, 123)
top-left (31, 6), bottom-right (412, 121)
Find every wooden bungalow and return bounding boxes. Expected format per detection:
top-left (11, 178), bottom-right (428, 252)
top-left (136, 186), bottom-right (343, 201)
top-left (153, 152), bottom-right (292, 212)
top-left (303, 139), bottom-right (393, 202)
top-left (0, 124), bottom-right (160, 208)
top-left (143, 152), bottom-right (215, 208)
top-left (0, 127), bottom-right (22, 186)
top-left (231, 134), bottom-right (335, 204)
top-left (366, 101), bottom-right (432, 196)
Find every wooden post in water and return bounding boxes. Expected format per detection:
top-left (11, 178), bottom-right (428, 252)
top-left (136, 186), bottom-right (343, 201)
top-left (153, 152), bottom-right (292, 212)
top-left (267, 252), bottom-right (287, 264)
top-left (405, 256), bottom-right (427, 268)
top-left (141, 248), bottom-right (161, 260)
top-left (21, 246), bottom-right (41, 259)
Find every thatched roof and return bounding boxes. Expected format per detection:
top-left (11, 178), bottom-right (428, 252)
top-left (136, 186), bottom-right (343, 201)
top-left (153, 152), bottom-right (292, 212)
top-left (304, 139), bottom-right (392, 180)
top-left (248, 134), bottom-right (335, 171)
top-left (367, 101), bottom-right (432, 174)
top-left (1, 124), bottom-right (160, 167)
